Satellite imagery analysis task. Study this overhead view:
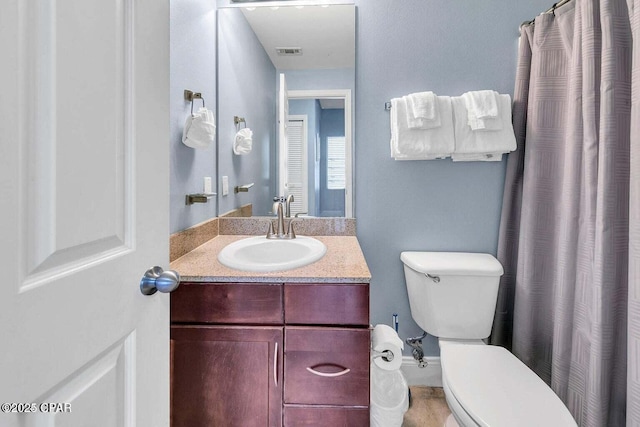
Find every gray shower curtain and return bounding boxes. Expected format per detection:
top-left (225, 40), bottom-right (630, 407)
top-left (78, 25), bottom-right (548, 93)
top-left (492, 0), bottom-right (640, 425)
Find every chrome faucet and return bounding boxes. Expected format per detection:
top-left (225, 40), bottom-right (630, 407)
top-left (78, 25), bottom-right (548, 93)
top-left (267, 197), bottom-right (297, 239)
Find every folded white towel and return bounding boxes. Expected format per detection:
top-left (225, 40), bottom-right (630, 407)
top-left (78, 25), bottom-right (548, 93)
top-left (233, 128), bottom-right (253, 155)
top-left (451, 94), bottom-right (516, 162)
top-left (182, 107), bottom-right (216, 149)
top-left (462, 90), bottom-right (501, 131)
top-left (406, 91), bottom-right (440, 129)
top-left (390, 96), bottom-right (454, 160)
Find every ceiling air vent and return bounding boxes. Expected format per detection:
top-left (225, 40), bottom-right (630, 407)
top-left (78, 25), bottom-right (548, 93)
top-left (276, 47), bottom-right (303, 56)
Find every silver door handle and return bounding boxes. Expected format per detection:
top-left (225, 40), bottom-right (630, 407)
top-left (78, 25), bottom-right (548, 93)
top-left (274, 341), bottom-right (278, 387)
top-left (140, 266), bottom-right (181, 295)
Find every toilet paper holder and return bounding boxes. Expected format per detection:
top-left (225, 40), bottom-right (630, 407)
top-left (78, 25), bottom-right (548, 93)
top-left (372, 349), bottom-right (395, 362)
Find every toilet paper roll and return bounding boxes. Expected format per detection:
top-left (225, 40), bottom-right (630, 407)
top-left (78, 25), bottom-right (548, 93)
top-left (372, 324), bottom-right (404, 371)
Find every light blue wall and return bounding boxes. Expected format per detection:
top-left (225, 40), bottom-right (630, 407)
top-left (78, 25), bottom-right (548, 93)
top-left (319, 109), bottom-right (345, 217)
top-left (170, 0), bottom-right (217, 234)
top-left (354, 0), bottom-right (552, 356)
top-left (217, 9), bottom-right (277, 216)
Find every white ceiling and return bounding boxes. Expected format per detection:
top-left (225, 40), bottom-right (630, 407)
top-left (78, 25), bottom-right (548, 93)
top-left (240, 5), bottom-right (355, 70)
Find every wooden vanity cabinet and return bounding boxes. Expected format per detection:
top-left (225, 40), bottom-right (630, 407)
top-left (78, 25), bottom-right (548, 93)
top-left (171, 282), bottom-right (284, 427)
top-left (170, 281), bottom-right (370, 427)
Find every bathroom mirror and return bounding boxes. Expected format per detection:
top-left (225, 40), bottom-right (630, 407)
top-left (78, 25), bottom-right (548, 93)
top-left (217, 2), bottom-right (355, 218)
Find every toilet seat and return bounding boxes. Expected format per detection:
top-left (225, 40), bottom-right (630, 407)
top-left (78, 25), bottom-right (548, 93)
top-left (440, 343), bottom-right (577, 427)
top-left (442, 368), bottom-right (480, 427)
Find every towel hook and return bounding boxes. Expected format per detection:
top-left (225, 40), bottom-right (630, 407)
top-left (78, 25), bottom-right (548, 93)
top-left (234, 116), bottom-right (247, 130)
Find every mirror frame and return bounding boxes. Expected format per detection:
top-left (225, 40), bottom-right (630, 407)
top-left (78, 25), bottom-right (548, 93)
top-left (285, 89), bottom-right (353, 217)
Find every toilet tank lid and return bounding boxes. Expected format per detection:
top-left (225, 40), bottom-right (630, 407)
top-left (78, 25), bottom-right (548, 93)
top-left (400, 252), bottom-right (504, 277)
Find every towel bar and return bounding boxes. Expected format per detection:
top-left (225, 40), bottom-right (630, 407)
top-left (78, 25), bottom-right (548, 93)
top-left (185, 193), bottom-right (216, 205)
top-left (234, 183), bottom-right (254, 193)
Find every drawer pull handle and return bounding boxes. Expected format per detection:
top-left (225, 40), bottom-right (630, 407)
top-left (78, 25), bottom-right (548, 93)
top-left (274, 342), bottom-right (278, 387)
top-left (306, 366), bottom-right (351, 378)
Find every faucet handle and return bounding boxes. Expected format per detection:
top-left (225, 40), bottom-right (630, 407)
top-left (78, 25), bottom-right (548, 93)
top-left (265, 220), bottom-right (276, 239)
top-left (287, 220), bottom-right (300, 239)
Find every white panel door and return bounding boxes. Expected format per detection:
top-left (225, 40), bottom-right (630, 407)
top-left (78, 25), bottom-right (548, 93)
top-left (286, 118), bottom-right (309, 216)
top-left (0, 0), bottom-right (170, 426)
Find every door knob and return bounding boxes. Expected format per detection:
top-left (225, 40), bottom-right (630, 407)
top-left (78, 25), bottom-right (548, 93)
top-left (140, 266), bottom-right (181, 295)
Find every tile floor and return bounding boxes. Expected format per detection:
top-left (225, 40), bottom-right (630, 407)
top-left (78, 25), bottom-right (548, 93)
top-left (402, 386), bottom-right (451, 427)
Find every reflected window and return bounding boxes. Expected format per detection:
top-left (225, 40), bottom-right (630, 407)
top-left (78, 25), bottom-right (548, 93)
top-left (326, 136), bottom-right (345, 190)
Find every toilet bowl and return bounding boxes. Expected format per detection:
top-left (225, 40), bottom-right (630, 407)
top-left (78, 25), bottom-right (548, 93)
top-left (401, 252), bottom-right (577, 427)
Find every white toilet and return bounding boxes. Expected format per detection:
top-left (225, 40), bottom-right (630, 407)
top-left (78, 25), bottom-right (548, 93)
top-left (401, 251), bottom-right (577, 427)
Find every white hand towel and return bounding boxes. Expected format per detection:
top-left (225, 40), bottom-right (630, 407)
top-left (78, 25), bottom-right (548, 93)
top-left (390, 96), bottom-right (454, 160)
top-left (233, 128), bottom-right (253, 155)
top-left (406, 91), bottom-right (440, 129)
top-left (462, 90), bottom-right (502, 131)
top-left (182, 107), bottom-right (216, 149)
top-left (451, 94), bottom-right (516, 162)
top-left (463, 90), bottom-right (499, 118)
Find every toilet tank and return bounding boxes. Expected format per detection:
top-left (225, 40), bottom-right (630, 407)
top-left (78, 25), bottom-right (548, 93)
top-left (401, 252), bottom-right (504, 340)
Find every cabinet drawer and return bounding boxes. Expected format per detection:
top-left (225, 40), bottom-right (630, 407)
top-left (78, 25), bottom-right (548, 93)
top-left (284, 284), bottom-right (369, 325)
top-left (284, 406), bottom-right (369, 427)
top-left (171, 282), bottom-right (283, 324)
top-left (284, 327), bottom-right (370, 406)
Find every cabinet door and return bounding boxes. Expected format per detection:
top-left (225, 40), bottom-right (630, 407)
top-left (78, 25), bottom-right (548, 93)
top-left (171, 325), bottom-right (283, 427)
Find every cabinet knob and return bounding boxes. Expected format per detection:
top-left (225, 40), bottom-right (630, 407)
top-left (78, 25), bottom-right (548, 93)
top-left (140, 266), bottom-right (181, 295)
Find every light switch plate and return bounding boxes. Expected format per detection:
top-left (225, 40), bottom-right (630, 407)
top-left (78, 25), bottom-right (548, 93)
top-left (222, 176), bottom-right (229, 196)
top-left (203, 176), bottom-right (212, 194)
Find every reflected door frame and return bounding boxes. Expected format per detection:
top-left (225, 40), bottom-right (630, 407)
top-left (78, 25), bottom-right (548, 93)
top-left (287, 89), bottom-right (353, 218)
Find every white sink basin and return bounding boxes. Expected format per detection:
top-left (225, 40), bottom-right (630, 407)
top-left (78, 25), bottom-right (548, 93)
top-left (217, 236), bottom-right (327, 272)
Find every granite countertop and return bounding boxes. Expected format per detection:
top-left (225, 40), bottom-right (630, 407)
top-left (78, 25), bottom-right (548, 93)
top-left (170, 235), bottom-right (371, 284)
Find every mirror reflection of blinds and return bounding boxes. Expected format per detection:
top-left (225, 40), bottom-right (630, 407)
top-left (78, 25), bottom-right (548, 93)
top-left (286, 120), bottom-right (306, 215)
top-left (327, 136), bottom-right (346, 190)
